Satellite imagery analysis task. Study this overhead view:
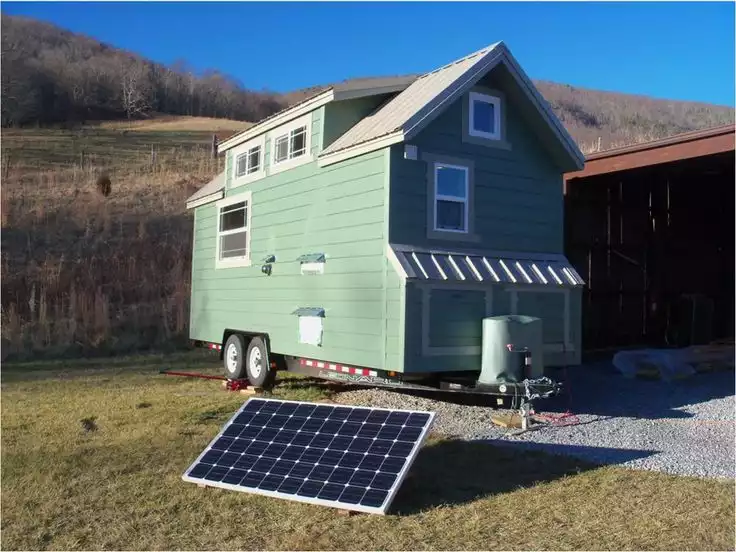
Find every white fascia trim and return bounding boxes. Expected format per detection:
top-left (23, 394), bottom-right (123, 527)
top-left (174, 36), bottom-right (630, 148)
top-left (218, 89), bottom-right (334, 153)
top-left (318, 130), bottom-right (404, 167)
top-left (500, 51), bottom-right (585, 168)
top-left (186, 192), bottom-right (224, 210)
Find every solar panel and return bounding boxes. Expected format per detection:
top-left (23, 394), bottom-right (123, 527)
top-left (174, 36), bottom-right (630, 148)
top-left (182, 398), bottom-right (435, 514)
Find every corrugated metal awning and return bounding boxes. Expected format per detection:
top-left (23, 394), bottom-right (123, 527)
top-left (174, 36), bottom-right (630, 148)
top-left (390, 244), bottom-right (585, 286)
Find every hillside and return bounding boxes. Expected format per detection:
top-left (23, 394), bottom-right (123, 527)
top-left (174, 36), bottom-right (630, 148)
top-left (2, 14), bottom-right (733, 152)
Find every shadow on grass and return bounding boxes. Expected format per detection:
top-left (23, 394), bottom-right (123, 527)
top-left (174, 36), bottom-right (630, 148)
top-left (390, 438), bottom-right (654, 515)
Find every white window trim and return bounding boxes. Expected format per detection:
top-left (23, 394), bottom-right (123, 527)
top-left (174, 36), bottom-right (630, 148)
top-left (269, 114), bottom-right (313, 175)
top-left (231, 135), bottom-right (266, 189)
top-left (507, 286), bottom-right (574, 353)
top-left (433, 162), bottom-right (469, 234)
top-left (468, 91), bottom-right (502, 141)
top-left (215, 191), bottom-right (253, 269)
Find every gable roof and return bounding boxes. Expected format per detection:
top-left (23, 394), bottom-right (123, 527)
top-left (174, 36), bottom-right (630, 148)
top-left (318, 42), bottom-right (584, 170)
top-left (217, 76), bottom-right (416, 153)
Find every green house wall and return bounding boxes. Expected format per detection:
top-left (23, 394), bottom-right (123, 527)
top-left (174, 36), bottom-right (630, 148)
top-left (389, 69), bottom-right (565, 253)
top-left (190, 104), bottom-right (403, 370)
top-left (389, 66), bottom-right (582, 370)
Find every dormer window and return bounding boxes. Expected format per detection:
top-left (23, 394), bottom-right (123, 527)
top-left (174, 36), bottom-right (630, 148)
top-left (269, 114), bottom-right (312, 174)
top-left (468, 91), bottom-right (501, 140)
top-left (235, 145), bottom-right (261, 177)
top-left (231, 135), bottom-right (265, 188)
top-left (273, 125), bottom-right (307, 164)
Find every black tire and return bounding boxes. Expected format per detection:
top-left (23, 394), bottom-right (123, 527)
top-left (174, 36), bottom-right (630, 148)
top-left (223, 334), bottom-right (246, 379)
top-left (244, 336), bottom-right (275, 389)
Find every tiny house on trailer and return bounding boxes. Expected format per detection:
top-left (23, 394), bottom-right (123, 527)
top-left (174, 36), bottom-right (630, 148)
top-left (186, 41), bottom-right (586, 397)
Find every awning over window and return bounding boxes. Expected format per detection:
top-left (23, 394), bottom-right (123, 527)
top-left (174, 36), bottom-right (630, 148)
top-left (390, 244), bottom-right (585, 287)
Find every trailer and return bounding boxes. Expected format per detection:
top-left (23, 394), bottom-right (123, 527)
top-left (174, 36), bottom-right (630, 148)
top-left (185, 41), bottom-right (585, 414)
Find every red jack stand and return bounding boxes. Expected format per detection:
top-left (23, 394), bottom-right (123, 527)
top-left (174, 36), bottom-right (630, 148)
top-left (160, 370), bottom-right (253, 393)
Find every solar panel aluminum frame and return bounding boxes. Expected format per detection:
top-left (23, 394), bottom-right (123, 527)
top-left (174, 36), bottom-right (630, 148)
top-left (181, 398), bottom-right (436, 515)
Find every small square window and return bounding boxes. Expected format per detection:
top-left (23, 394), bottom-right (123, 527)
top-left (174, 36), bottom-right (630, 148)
top-left (469, 92), bottom-right (501, 140)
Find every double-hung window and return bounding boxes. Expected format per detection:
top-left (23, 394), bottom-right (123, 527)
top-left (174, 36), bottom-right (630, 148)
top-left (235, 145), bottom-right (261, 177)
top-left (434, 163), bottom-right (469, 233)
top-left (216, 192), bottom-right (252, 268)
top-left (469, 91), bottom-right (501, 140)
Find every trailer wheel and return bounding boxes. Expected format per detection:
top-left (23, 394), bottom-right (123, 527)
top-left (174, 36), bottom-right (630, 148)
top-left (245, 336), bottom-right (275, 389)
top-left (223, 334), bottom-right (246, 379)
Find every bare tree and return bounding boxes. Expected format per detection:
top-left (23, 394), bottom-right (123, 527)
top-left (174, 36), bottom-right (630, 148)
top-left (120, 60), bottom-right (152, 120)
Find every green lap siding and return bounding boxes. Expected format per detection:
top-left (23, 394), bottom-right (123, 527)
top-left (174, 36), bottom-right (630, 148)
top-left (389, 66), bottom-right (565, 254)
top-left (517, 292), bottom-right (566, 344)
top-left (190, 107), bottom-right (394, 369)
top-left (428, 289), bottom-right (486, 348)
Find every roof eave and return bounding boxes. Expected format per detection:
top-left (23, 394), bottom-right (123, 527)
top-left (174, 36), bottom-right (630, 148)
top-left (186, 191), bottom-right (224, 210)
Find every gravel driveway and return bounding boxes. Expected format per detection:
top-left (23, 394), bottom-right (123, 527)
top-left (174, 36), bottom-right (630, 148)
top-left (332, 361), bottom-right (735, 480)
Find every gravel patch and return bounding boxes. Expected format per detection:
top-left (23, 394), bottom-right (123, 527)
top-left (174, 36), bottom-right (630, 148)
top-left (332, 362), bottom-right (735, 480)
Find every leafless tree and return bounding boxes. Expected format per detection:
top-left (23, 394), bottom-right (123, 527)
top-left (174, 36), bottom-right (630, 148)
top-left (120, 60), bottom-right (152, 120)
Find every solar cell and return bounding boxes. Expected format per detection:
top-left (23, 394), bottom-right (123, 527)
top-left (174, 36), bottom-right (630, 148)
top-left (182, 398), bottom-right (434, 514)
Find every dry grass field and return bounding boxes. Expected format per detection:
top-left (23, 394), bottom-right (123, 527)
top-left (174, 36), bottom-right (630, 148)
top-left (96, 116), bottom-right (253, 133)
top-left (1, 120), bottom-right (229, 359)
top-left (2, 352), bottom-right (734, 551)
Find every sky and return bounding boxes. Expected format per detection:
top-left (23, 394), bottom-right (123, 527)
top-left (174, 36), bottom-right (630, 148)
top-left (2, 1), bottom-right (735, 106)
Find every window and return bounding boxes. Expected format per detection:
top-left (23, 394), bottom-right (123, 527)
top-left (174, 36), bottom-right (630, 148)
top-left (216, 192), bottom-right (252, 268)
top-left (231, 136), bottom-right (265, 188)
top-left (235, 145), bottom-right (261, 177)
top-left (273, 125), bottom-right (307, 165)
top-left (469, 91), bottom-right (501, 140)
top-left (434, 163), bottom-right (469, 233)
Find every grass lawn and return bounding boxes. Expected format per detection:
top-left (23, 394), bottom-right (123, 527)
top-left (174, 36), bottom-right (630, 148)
top-left (2, 352), bottom-right (734, 551)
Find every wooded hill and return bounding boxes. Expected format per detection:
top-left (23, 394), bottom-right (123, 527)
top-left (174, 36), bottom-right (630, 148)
top-left (2, 14), bottom-right (733, 151)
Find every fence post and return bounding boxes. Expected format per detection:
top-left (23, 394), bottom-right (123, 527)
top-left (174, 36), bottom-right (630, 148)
top-left (211, 134), bottom-right (218, 159)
